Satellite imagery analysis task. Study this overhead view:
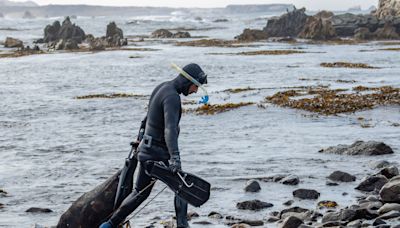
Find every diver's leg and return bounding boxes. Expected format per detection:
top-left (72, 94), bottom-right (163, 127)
top-left (108, 162), bottom-right (155, 226)
top-left (175, 194), bottom-right (189, 227)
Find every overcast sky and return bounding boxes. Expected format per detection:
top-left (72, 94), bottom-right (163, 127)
top-left (16, 0), bottom-right (379, 11)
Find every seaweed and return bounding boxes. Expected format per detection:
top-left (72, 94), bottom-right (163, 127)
top-left (266, 86), bottom-right (400, 115)
top-left (75, 93), bottom-right (146, 99)
top-left (209, 50), bottom-right (306, 56)
top-left (223, 87), bottom-right (256, 93)
top-left (186, 102), bottom-right (255, 115)
top-left (320, 62), bottom-right (379, 69)
top-left (175, 39), bottom-right (254, 48)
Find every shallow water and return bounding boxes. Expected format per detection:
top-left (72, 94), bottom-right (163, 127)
top-left (1, 12), bottom-right (400, 228)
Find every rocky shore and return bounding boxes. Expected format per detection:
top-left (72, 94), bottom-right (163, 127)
top-left (236, 0), bottom-right (400, 42)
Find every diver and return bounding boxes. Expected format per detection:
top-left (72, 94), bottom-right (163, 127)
top-left (100, 63), bottom-right (208, 228)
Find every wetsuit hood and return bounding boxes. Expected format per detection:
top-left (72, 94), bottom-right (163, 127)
top-left (173, 63), bottom-right (207, 96)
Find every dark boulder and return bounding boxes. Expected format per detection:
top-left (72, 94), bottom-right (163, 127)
top-left (322, 209), bottom-right (357, 223)
top-left (378, 203), bottom-right (400, 214)
top-left (280, 175), bottom-right (300, 185)
top-left (244, 179), bottom-right (261, 192)
top-left (378, 166), bottom-right (399, 179)
top-left (235, 29), bottom-right (268, 41)
top-left (26, 207), bottom-right (53, 213)
top-left (263, 7), bottom-right (309, 37)
top-left (355, 175), bottom-right (388, 192)
top-left (373, 22), bottom-right (400, 39)
top-left (377, 210), bottom-right (400, 220)
top-left (236, 200), bottom-right (273, 211)
top-left (318, 141), bottom-right (394, 156)
top-left (327, 171), bottom-right (356, 182)
top-left (4, 37), bottom-right (23, 48)
top-left (379, 175), bottom-right (400, 203)
top-left (56, 170), bottom-right (121, 228)
top-left (293, 189), bottom-right (320, 200)
top-left (331, 13), bottom-right (380, 37)
top-left (279, 216), bottom-right (303, 228)
top-left (44, 21), bottom-right (61, 43)
top-left (43, 17), bottom-right (85, 44)
top-left (213, 19), bottom-right (229, 23)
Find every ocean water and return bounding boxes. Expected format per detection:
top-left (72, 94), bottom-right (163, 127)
top-left (0, 12), bottom-right (400, 228)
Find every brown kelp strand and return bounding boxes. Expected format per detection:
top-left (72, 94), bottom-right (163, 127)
top-left (209, 50), bottom-right (306, 56)
top-left (222, 87), bottom-right (256, 93)
top-left (186, 102), bottom-right (255, 115)
top-left (75, 93), bottom-right (146, 99)
top-left (266, 86), bottom-right (400, 115)
top-left (320, 62), bottom-right (379, 69)
top-left (378, 47), bottom-right (400, 51)
top-left (175, 39), bottom-right (253, 48)
top-left (0, 49), bottom-right (46, 58)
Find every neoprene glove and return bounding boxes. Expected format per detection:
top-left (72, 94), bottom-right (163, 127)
top-left (169, 153), bottom-right (182, 173)
top-left (99, 221), bottom-right (114, 228)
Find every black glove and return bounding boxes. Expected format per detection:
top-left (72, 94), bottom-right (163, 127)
top-left (169, 153), bottom-right (182, 174)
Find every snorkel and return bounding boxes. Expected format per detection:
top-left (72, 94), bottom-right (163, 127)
top-left (171, 63), bottom-right (209, 104)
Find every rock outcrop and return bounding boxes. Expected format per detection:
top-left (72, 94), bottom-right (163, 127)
top-left (375, 0), bottom-right (400, 19)
top-left (105, 22), bottom-right (126, 47)
top-left (151, 29), bottom-right (191, 38)
top-left (4, 37), bottom-right (23, 48)
top-left (319, 141), bottom-right (394, 156)
top-left (235, 29), bottom-right (268, 41)
top-left (298, 13), bottom-right (337, 40)
top-left (263, 7), bottom-right (309, 37)
top-left (41, 17), bottom-right (85, 50)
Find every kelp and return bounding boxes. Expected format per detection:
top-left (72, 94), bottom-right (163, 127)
top-left (187, 102), bottom-right (255, 115)
top-left (266, 86), bottom-right (400, 115)
top-left (320, 62), bottom-right (378, 69)
top-left (75, 93), bottom-right (146, 99)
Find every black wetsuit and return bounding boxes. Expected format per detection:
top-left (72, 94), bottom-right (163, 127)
top-left (109, 76), bottom-right (194, 227)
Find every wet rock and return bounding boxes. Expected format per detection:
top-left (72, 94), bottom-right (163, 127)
top-left (328, 171), bottom-right (356, 182)
top-left (283, 200), bottom-right (294, 206)
top-left (293, 189), bottom-right (320, 200)
top-left (193, 220), bottom-right (212, 225)
top-left (235, 29), bottom-right (268, 42)
top-left (322, 221), bottom-right (342, 227)
top-left (244, 179), bottom-right (261, 192)
top-left (89, 38), bottom-right (107, 51)
top-left (43, 21), bottom-right (61, 43)
top-left (57, 170), bottom-right (121, 228)
top-left (373, 218), bottom-right (386, 225)
top-left (267, 216), bottom-right (280, 222)
top-left (231, 224), bottom-right (250, 228)
top-left (370, 160), bottom-right (391, 169)
top-left (280, 175), bottom-right (300, 185)
top-left (239, 219), bottom-right (264, 226)
top-left (375, 0), bottom-right (400, 19)
top-left (270, 211), bottom-right (280, 217)
top-left (380, 175), bottom-right (400, 203)
top-left (281, 211), bottom-right (312, 221)
top-left (373, 22), bottom-right (400, 39)
top-left (172, 31), bottom-right (191, 38)
top-left (236, 200), bottom-right (273, 211)
top-left (354, 205), bottom-right (380, 219)
top-left (331, 13), bottom-right (380, 37)
top-left (366, 195), bottom-right (380, 201)
top-left (326, 180), bottom-right (339, 186)
top-left (106, 22), bottom-right (126, 47)
top-left (319, 141), bottom-right (394, 156)
top-left (354, 27), bottom-right (373, 40)
top-left (279, 216), bottom-right (303, 228)
top-left (4, 37), bottom-right (23, 48)
top-left (187, 211), bottom-right (199, 220)
top-left (378, 203), bottom-right (400, 214)
top-left (377, 210), bottom-right (400, 219)
top-left (356, 175), bottom-right (388, 192)
top-left (151, 29), bottom-right (173, 38)
top-left (298, 15), bottom-right (337, 40)
top-left (263, 7), bottom-right (309, 37)
top-left (64, 39), bottom-right (78, 50)
top-left (213, 19), bottom-right (229, 23)
top-left (0, 203), bottom-right (4, 209)
top-left (272, 174), bottom-right (287, 182)
top-left (26, 207), bottom-right (53, 213)
top-left (208, 211), bottom-right (223, 219)
top-left (347, 219), bottom-right (362, 228)
top-left (43, 17), bottom-right (85, 44)
top-left (280, 206), bottom-right (310, 216)
top-left (378, 166), bottom-right (399, 179)
top-left (322, 209), bottom-right (357, 223)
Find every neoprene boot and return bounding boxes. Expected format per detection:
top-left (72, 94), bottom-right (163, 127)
top-left (174, 195), bottom-right (189, 228)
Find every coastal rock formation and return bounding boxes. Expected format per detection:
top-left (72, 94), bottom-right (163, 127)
top-left (298, 13), bottom-right (337, 40)
top-left (57, 170), bottom-right (121, 228)
top-left (235, 29), bottom-right (268, 41)
top-left (105, 22), bottom-right (126, 47)
top-left (328, 171), bottom-right (356, 182)
top-left (263, 7), bottom-right (309, 37)
top-left (373, 22), bottom-right (400, 39)
top-left (331, 14), bottom-right (381, 37)
top-left (22, 10), bottom-right (35, 19)
top-left (43, 17), bottom-right (85, 47)
top-left (244, 180), bottom-right (261, 192)
top-left (151, 29), bottom-right (191, 38)
top-left (375, 0), bottom-right (400, 19)
top-left (236, 200), bottom-right (273, 210)
top-left (355, 175), bottom-right (388, 192)
top-left (4, 37), bottom-right (23, 48)
top-left (318, 141), bottom-right (394, 156)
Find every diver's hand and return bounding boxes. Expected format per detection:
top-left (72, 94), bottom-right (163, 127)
top-left (169, 153), bottom-right (182, 174)
top-left (130, 140), bottom-right (140, 148)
